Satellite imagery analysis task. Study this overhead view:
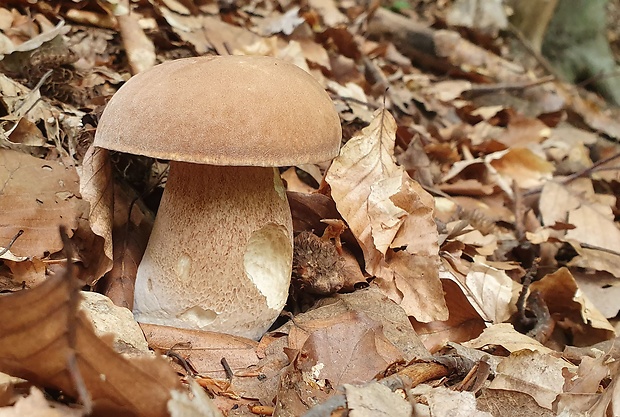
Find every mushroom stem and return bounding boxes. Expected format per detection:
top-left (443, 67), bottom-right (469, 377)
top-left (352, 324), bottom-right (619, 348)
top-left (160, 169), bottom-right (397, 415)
top-left (133, 162), bottom-right (293, 340)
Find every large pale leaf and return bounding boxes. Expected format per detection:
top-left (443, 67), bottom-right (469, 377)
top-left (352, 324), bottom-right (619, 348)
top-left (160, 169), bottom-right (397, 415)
top-left (0, 267), bottom-right (180, 416)
top-left (326, 109), bottom-right (447, 322)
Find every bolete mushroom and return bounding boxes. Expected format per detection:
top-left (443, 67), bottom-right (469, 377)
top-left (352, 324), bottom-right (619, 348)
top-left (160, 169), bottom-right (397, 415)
top-left (94, 55), bottom-right (341, 340)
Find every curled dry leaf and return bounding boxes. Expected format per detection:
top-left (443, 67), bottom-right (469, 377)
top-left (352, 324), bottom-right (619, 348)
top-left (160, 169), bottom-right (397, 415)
top-left (78, 146), bottom-right (114, 283)
top-left (530, 268), bottom-right (615, 346)
top-left (411, 278), bottom-right (486, 353)
top-left (326, 109), bottom-right (448, 322)
top-left (0, 270), bottom-right (180, 417)
top-left (443, 263), bottom-right (520, 324)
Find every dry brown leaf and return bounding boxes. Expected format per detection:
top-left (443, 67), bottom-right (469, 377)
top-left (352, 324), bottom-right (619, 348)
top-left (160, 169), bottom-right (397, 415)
top-left (0, 149), bottom-right (86, 258)
top-left (253, 7), bottom-right (305, 36)
top-left (298, 311), bottom-right (403, 385)
top-left (410, 384), bottom-right (493, 417)
top-left (141, 323), bottom-right (259, 379)
top-left (411, 278), bottom-right (486, 353)
top-left (276, 311), bottom-right (404, 416)
top-left (0, 271), bottom-right (180, 417)
top-left (2, 257), bottom-right (46, 289)
top-left (462, 323), bottom-right (554, 354)
top-left (308, 0), bottom-right (348, 27)
top-left (78, 146), bottom-right (114, 284)
top-left (0, 20), bottom-right (69, 56)
top-left (477, 388), bottom-right (555, 417)
top-left (284, 288), bottom-right (429, 360)
top-left (326, 109), bottom-right (448, 322)
top-left (572, 270), bottom-right (620, 319)
top-left (443, 262), bottom-right (519, 324)
top-left (488, 147), bottom-right (554, 189)
top-left (96, 182), bottom-right (153, 309)
top-left (344, 382), bottom-right (412, 417)
top-left (281, 168), bottom-right (316, 193)
top-left (530, 268), bottom-right (615, 345)
top-left (158, 7), bottom-right (261, 56)
top-left (442, 147), bottom-right (553, 196)
top-left (326, 80), bottom-right (374, 122)
top-left (489, 350), bottom-right (575, 410)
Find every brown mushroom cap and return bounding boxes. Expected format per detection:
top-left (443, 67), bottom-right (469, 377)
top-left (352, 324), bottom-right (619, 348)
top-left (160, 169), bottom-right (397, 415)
top-left (94, 55), bottom-right (342, 166)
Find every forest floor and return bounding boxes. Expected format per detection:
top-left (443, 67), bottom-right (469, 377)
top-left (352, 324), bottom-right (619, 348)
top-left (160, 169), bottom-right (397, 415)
top-left (0, 0), bottom-right (620, 416)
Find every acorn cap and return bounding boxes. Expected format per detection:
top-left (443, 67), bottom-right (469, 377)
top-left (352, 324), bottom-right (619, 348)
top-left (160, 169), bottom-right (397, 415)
top-left (94, 55), bottom-right (342, 166)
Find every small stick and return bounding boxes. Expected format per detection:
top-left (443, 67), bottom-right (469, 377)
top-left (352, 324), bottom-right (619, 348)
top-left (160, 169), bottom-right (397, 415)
top-left (525, 151), bottom-right (620, 196)
top-left (0, 230), bottom-right (24, 257)
top-left (220, 357), bottom-right (234, 380)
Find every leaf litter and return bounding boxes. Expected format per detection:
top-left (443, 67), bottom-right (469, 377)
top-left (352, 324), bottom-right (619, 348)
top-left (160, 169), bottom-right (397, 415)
top-left (0, 0), bottom-right (620, 416)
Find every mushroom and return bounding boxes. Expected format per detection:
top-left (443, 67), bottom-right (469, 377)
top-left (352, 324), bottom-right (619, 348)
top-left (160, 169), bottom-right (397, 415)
top-left (94, 56), bottom-right (341, 340)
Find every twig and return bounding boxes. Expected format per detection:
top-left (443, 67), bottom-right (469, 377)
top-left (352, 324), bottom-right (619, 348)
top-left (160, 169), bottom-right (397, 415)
top-left (329, 93), bottom-right (379, 109)
top-left (524, 150), bottom-right (620, 196)
top-left (526, 290), bottom-right (554, 343)
top-left (0, 230), bottom-right (24, 257)
top-left (577, 69), bottom-right (620, 89)
top-left (507, 22), bottom-right (562, 81)
top-left (220, 357), bottom-right (234, 380)
top-left (516, 258), bottom-right (540, 328)
top-left (463, 75), bottom-right (556, 98)
top-left (12, 69), bottom-right (53, 116)
top-left (166, 350), bottom-right (199, 377)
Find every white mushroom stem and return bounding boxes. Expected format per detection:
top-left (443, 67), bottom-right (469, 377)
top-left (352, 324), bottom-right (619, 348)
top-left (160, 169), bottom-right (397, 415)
top-left (133, 162), bottom-right (293, 340)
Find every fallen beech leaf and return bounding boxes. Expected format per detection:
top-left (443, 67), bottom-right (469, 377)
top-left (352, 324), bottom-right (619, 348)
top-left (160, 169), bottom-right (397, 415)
top-left (78, 146), bottom-right (114, 283)
top-left (275, 311), bottom-right (404, 416)
top-left (444, 263), bottom-right (519, 324)
top-left (410, 384), bottom-right (493, 417)
top-left (477, 388), bottom-right (554, 417)
top-left (2, 257), bottom-right (46, 290)
top-left (0, 270), bottom-right (180, 417)
top-left (530, 268), bottom-right (615, 345)
top-left (489, 350), bottom-right (575, 410)
top-left (326, 81), bottom-right (374, 122)
top-left (159, 11), bottom-right (261, 56)
top-left (308, 0), bottom-right (348, 27)
top-left (297, 311), bottom-right (404, 385)
top-left (284, 288), bottom-right (429, 360)
top-left (281, 168), bottom-right (316, 193)
top-left (140, 323), bottom-right (259, 379)
top-left (411, 278), bottom-right (485, 353)
top-left (0, 149), bottom-right (86, 258)
top-left (326, 109), bottom-right (447, 322)
top-left (344, 382), bottom-right (412, 417)
top-left (254, 7), bottom-right (305, 36)
top-left (572, 270), bottom-right (620, 318)
top-left (442, 147), bottom-right (553, 196)
top-left (462, 323), bottom-right (553, 354)
top-left (96, 182), bottom-right (154, 309)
